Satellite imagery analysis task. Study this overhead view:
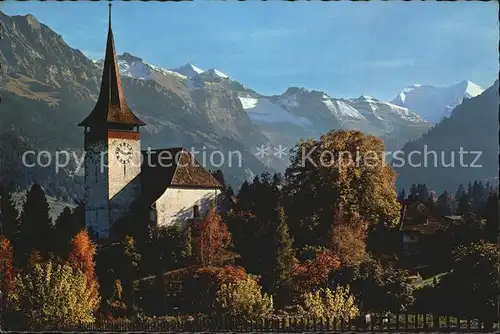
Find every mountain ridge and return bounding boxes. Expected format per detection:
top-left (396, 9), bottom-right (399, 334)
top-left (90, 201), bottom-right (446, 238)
top-left (2, 10), bottom-right (493, 199)
top-left (390, 80), bottom-right (485, 123)
top-left (394, 80), bottom-right (498, 193)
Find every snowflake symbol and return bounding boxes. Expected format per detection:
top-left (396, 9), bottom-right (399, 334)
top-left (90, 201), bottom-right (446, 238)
top-left (255, 144), bottom-right (270, 159)
top-left (273, 144), bottom-right (288, 160)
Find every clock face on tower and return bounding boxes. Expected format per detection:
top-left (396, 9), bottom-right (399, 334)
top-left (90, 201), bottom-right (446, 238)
top-left (115, 142), bottom-right (133, 165)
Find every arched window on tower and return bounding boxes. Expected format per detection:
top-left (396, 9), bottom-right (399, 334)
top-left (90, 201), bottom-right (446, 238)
top-left (193, 205), bottom-right (200, 219)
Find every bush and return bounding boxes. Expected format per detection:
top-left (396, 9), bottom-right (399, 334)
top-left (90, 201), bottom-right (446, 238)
top-left (181, 265), bottom-right (247, 314)
top-left (437, 240), bottom-right (498, 325)
top-left (329, 258), bottom-right (414, 313)
top-left (292, 248), bottom-right (340, 296)
top-left (12, 261), bottom-right (100, 328)
top-left (214, 276), bottom-right (273, 320)
top-left (299, 285), bottom-right (359, 321)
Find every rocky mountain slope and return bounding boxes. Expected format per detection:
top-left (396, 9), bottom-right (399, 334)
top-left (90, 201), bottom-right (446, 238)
top-left (0, 11), bottom-right (271, 194)
top-left (394, 81), bottom-right (498, 193)
top-left (391, 80), bottom-right (484, 123)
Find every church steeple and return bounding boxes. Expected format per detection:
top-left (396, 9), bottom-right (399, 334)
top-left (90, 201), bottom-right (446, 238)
top-left (79, 4), bottom-right (145, 128)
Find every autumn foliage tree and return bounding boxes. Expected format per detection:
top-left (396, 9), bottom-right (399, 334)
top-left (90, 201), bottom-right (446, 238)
top-left (284, 130), bottom-right (400, 248)
top-left (328, 209), bottom-right (368, 266)
top-left (300, 285), bottom-right (359, 321)
top-left (27, 250), bottom-right (43, 269)
top-left (0, 236), bottom-right (16, 311)
top-left (214, 275), bottom-right (273, 320)
top-left (291, 248), bottom-right (340, 297)
top-left (13, 262), bottom-right (100, 328)
top-left (192, 207), bottom-right (232, 266)
top-left (66, 230), bottom-right (99, 302)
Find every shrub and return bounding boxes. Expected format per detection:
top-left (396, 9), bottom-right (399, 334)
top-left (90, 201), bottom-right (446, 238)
top-left (300, 285), bottom-right (359, 321)
top-left (182, 265), bottom-right (247, 314)
top-left (12, 261), bottom-right (100, 328)
top-left (292, 248), bottom-right (340, 295)
top-left (214, 275), bottom-right (273, 320)
top-left (329, 258), bottom-right (414, 313)
top-left (437, 240), bottom-right (498, 325)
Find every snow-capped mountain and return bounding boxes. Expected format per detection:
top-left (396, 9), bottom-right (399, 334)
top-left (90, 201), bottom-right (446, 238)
top-left (94, 52), bottom-right (187, 80)
top-left (169, 63), bottom-right (204, 78)
top-left (169, 63), bottom-right (229, 79)
top-left (395, 81), bottom-right (498, 192)
top-left (350, 95), bottom-right (425, 125)
top-left (204, 68), bottom-right (228, 79)
top-left (238, 88), bottom-right (429, 152)
top-left (390, 80), bottom-right (484, 123)
top-left (92, 53), bottom-right (428, 153)
top-left (272, 88), bottom-right (426, 128)
top-left (94, 55), bottom-right (234, 92)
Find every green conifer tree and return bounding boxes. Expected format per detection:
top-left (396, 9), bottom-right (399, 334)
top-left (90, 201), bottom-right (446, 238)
top-left (268, 206), bottom-right (294, 304)
top-left (18, 184), bottom-right (53, 266)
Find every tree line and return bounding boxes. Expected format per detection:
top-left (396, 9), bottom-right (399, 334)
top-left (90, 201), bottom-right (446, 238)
top-left (0, 129), bottom-right (497, 329)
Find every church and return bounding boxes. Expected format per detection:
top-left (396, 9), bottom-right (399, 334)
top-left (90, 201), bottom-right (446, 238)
top-left (79, 5), bottom-right (223, 239)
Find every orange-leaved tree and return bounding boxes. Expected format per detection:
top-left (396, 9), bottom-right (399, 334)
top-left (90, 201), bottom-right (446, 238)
top-left (28, 249), bottom-right (44, 268)
top-left (292, 248), bottom-right (340, 295)
top-left (196, 265), bottom-right (248, 286)
top-left (66, 230), bottom-right (99, 301)
top-left (329, 208), bottom-right (368, 266)
top-left (0, 236), bottom-right (16, 310)
top-left (192, 207), bottom-right (232, 266)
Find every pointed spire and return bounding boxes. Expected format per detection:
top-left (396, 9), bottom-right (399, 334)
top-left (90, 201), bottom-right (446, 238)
top-left (79, 4), bottom-right (145, 128)
top-left (108, 3), bottom-right (112, 30)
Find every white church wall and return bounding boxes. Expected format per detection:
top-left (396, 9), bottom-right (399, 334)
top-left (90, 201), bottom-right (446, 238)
top-left (154, 187), bottom-right (221, 229)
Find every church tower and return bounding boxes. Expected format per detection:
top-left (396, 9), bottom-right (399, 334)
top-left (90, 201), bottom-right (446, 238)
top-left (79, 4), bottom-right (146, 239)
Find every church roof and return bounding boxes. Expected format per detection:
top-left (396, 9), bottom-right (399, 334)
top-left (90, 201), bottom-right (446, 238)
top-left (78, 5), bottom-right (145, 127)
top-left (141, 148), bottom-right (223, 203)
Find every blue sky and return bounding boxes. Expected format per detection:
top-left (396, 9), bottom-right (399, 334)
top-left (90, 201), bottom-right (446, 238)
top-left (2, 1), bottom-right (498, 100)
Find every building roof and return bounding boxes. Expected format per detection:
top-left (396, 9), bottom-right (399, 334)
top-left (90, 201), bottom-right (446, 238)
top-left (443, 215), bottom-right (463, 221)
top-left (400, 220), bottom-right (445, 235)
top-left (141, 148), bottom-right (223, 204)
top-left (78, 5), bottom-right (145, 128)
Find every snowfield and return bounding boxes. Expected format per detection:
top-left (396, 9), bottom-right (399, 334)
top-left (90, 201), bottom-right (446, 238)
top-left (391, 80), bottom-right (484, 122)
top-left (238, 96), bottom-right (311, 127)
top-left (322, 98), bottom-right (366, 120)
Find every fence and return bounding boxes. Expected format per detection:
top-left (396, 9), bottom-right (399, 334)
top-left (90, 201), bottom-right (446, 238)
top-left (4, 314), bottom-right (498, 332)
